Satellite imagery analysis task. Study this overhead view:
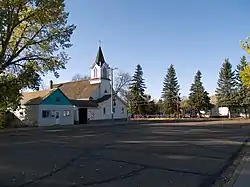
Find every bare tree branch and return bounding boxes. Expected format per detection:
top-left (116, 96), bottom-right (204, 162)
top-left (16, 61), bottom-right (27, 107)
top-left (114, 71), bottom-right (131, 95)
top-left (72, 73), bottom-right (90, 81)
top-left (40, 80), bottom-right (49, 90)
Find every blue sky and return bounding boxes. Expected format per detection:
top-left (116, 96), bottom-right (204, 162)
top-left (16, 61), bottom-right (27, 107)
top-left (45, 0), bottom-right (250, 99)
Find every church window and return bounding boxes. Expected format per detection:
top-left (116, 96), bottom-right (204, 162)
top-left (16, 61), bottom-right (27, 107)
top-left (103, 107), bottom-right (106, 115)
top-left (103, 67), bottom-right (107, 78)
top-left (94, 67), bottom-right (97, 78)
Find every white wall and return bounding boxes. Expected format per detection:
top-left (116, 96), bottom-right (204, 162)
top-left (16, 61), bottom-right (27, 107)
top-left (88, 97), bottom-right (127, 120)
top-left (14, 105), bottom-right (39, 125)
top-left (90, 81), bottom-right (111, 99)
top-left (218, 107), bottom-right (229, 117)
top-left (38, 105), bottom-right (74, 126)
top-left (210, 106), bottom-right (229, 117)
top-left (90, 63), bottom-right (109, 80)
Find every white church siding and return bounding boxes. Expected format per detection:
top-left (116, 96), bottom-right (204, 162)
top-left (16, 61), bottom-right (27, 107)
top-left (88, 97), bottom-right (127, 121)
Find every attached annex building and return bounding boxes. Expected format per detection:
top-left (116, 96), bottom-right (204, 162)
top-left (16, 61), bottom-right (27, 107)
top-left (15, 47), bottom-right (128, 126)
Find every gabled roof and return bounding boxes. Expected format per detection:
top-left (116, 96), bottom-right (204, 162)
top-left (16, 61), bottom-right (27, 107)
top-left (95, 94), bottom-right (127, 106)
top-left (96, 95), bottom-right (111, 103)
top-left (21, 89), bottom-right (56, 105)
top-left (52, 80), bottom-right (98, 99)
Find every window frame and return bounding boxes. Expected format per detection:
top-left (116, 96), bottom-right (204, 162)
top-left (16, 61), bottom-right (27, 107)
top-left (94, 67), bottom-right (98, 78)
top-left (63, 110), bottom-right (71, 117)
top-left (42, 110), bottom-right (50, 118)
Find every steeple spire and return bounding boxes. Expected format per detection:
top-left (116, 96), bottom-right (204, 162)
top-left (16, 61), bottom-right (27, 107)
top-left (95, 46), bottom-right (105, 66)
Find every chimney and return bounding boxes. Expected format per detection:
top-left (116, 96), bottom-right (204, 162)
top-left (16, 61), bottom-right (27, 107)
top-left (49, 80), bottom-right (53, 89)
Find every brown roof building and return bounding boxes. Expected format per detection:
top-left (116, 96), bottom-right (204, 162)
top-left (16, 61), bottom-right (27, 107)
top-left (52, 80), bottom-right (99, 100)
top-left (18, 46), bottom-right (128, 124)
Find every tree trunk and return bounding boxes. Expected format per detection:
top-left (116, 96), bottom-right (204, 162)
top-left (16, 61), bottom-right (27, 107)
top-left (228, 107), bottom-right (231, 118)
top-left (197, 109), bottom-right (201, 118)
top-left (247, 106), bottom-right (250, 118)
top-left (244, 107), bottom-right (247, 118)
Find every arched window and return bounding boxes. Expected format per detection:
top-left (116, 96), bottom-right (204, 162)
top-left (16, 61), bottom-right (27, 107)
top-left (94, 67), bottom-right (97, 78)
top-left (103, 67), bottom-right (107, 78)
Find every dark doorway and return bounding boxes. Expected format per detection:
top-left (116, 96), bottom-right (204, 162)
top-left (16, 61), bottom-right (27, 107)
top-left (79, 108), bottom-right (88, 124)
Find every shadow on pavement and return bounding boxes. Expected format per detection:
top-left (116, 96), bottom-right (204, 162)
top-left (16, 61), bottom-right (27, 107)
top-left (0, 121), bottom-right (249, 187)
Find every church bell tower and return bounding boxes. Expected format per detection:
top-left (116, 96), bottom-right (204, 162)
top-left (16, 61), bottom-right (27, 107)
top-left (89, 45), bottom-right (111, 97)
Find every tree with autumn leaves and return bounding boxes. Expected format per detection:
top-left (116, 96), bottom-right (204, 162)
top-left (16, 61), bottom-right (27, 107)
top-left (0, 0), bottom-right (75, 114)
top-left (239, 37), bottom-right (250, 88)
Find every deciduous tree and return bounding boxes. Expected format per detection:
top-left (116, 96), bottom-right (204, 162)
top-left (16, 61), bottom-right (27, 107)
top-left (72, 74), bottom-right (90, 81)
top-left (114, 71), bottom-right (131, 95)
top-left (0, 0), bottom-right (76, 112)
top-left (235, 56), bottom-right (250, 117)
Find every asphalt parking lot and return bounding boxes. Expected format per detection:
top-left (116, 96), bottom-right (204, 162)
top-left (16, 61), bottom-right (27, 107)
top-left (0, 121), bottom-right (249, 187)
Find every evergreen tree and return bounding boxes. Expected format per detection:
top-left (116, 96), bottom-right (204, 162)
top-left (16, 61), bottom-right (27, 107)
top-left (235, 56), bottom-right (250, 117)
top-left (129, 64), bottom-right (146, 115)
top-left (161, 64), bottom-right (180, 117)
top-left (144, 95), bottom-right (160, 115)
top-left (215, 59), bottom-right (237, 118)
top-left (188, 70), bottom-right (210, 117)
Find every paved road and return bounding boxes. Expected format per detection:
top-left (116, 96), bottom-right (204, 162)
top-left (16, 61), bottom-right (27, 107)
top-left (0, 122), bottom-right (249, 187)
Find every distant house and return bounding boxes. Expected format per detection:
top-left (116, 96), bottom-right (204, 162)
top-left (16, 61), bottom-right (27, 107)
top-left (15, 46), bottom-right (128, 126)
top-left (209, 95), bottom-right (243, 118)
top-left (15, 88), bottom-right (75, 126)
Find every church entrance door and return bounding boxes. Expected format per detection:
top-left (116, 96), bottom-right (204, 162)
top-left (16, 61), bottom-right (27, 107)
top-left (79, 108), bottom-right (88, 124)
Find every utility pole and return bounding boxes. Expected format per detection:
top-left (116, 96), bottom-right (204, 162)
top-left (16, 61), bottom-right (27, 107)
top-left (109, 67), bottom-right (117, 123)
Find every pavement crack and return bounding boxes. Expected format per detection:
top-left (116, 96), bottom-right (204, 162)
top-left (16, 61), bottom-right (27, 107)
top-left (16, 144), bottom-right (113, 187)
top-left (17, 152), bottom-right (86, 187)
top-left (80, 167), bottom-right (147, 186)
top-left (87, 153), bottom-right (213, 177)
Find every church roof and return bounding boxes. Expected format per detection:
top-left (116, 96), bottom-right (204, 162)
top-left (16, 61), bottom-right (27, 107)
top-left (21, 89), bottom-right (56, 105)
top-left (91, 46), bottom-right (106, 68)
top-left (70, 99), bottom-right (98, 108)
top-left (96, 95), bottom-right (111, 103)
top-left (52, 80), bottom-right (98, 100)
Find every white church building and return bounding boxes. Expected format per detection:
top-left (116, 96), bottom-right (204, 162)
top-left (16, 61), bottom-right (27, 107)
top-left (15, 46), bottom-right (128, 126)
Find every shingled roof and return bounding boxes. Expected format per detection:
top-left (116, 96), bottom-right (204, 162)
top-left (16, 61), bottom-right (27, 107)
top-left (70, 99), bottom-right (98, 108)
top-left (52, 80), bottom-right (98, 100)
top-left (21, 89), bottom-right (56, 105)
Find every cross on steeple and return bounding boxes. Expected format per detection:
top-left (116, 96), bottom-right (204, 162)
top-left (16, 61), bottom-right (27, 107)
top-left (98, 40), bottom-right (102, 47)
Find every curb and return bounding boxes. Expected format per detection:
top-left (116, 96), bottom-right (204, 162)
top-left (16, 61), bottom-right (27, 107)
top-left (210, 138), bottom-right (250, 187)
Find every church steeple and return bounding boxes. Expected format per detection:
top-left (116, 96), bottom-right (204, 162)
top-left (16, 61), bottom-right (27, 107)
top-left (95, 46), bottom-right (105, 66)
top-left (90, 45), bottom-right (110, 85)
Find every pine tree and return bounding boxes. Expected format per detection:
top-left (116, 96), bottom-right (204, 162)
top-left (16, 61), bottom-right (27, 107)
top-left (129, 64), bottom-right (147, 115)
top-left (216, 59), bottom-right (237, 118)
top-left (188, 70), bottom-right (210, 117)
top-left (235, 56), bottom-right (250, 117)
top-left (161, 64), bottom-right (180, 117)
